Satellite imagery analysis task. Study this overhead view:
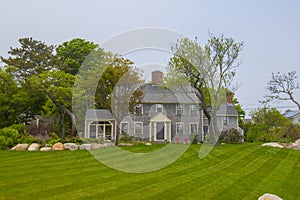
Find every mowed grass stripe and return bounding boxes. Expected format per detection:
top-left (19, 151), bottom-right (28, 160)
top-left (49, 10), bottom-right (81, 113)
top-left (144, 145), bottom-right (269, 200)
top-left (200, 147), bottom-right (283, 200)
top-left (15, 144), bottom-right (258, 200)
top-left (54, 144), bottom-right (262, 199)
top-left (243, 149), bottom-right (300, 199)
top-left (108, 145), bottom-right (264, 199)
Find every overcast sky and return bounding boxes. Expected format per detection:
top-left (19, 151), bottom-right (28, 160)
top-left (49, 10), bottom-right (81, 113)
top-left (1, 0), bottom-right (300, 116)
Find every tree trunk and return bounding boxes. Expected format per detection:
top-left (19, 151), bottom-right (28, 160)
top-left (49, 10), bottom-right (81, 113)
top-left (49, 97), bottom-right (77, 136)
top-left (209, 110), bottom-right (219, 146)
top-left (115, 124), bottom-right (120, 146)
top-left (61, 111), bottom-right (65, 139)
top-left (289, 93), bottom-right (300, 110)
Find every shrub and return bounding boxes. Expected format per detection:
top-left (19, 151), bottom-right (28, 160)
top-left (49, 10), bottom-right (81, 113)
top-left (269, 123), bottom-right (300, 143)
top-left (19, 135), bottom-right (39, 144)
top-left (119, 134), bottom-right (134, 143)
top-left (218, 128), bottom-right (244, 144)
top-left (9, 124), bottom-right (26, 135)
top-left (246, 123), bottom-right (270, 142)
top-left (46, 138), bottom-right (63, 145)
top-left (81, 138), bottom-right (104, 144)
top-left (65, 137), bottom-right (82, 144)
top-left (0, 127), bottom-right (19, 149)
top-left (50, 132), bottom-right (60, 140)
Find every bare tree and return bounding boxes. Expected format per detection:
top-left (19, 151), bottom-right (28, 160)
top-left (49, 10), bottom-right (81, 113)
top-left (264, 71), bottom-right (300, 110)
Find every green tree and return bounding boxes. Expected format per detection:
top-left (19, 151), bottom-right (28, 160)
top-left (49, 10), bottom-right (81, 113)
top-left (30, 70), bottom-right (77, 136)
top-left (232, 95), bottom-right (246, 127)
top-left (250, 107), bottom-right (289, 128)
top-left (56, 38), bottom-right (98, 75)
top-left (245, 107), bottom-right (292, 142)
top-left (0, 68), bottom-right (30, 128)
top-left (1, 37), bottom-right (59, 82)
top-left (111, 67), bottom-right (144, 145)
top-left (96, 56), bottom-right (135, 109)
top-left (1, 37), bottom-right (59, 122)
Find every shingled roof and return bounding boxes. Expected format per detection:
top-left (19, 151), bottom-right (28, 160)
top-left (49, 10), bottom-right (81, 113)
top-left (141, 84), bottom-right (199, 104)
top-left (85, 109), bottom-right (114, 120)
top-left (284, 110), bottom-right (300, 118)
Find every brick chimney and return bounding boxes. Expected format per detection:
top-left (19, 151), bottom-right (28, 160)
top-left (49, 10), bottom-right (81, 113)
top-left (226, 92), bottom-right (233, 105)
top-left (152, 70), bottom-right (163, 85)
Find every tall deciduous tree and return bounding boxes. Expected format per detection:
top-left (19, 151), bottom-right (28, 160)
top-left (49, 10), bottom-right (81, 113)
top-left (0, 68), bottom-right (29, 128)
top-left (166, 34), bottom-right (244, 143)
top-left (250, 107), bottom-right (289, 128)
top-left (96, 56), bottom-right (135, 110)
top-left (264, 71), bottom-right (300, 110)
top-left (30, 70), bottom-right (77, 136)
top-left (56, 38), bottom-right (98, 75)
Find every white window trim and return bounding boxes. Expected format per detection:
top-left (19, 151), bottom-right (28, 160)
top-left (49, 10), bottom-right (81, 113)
top-left (176, 104), bottom-right (183, 115)
top-left (134, 104), bottom-right (143, 114)
top-left (120, 122), bottom-right (129, 134)
top-left (176, 122), bottom-right (184, 134)
top-left (134, 122), bottom-right (143, 134)
top-left (156, 104), bottom-right (163, 112)
top-left (190, 123), bottom-right (198, 135)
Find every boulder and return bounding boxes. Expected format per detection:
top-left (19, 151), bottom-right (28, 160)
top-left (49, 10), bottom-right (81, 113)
top-left (295, 139), bottom-right (300, 144)
top-left (52, 142), bottom-right (64, 150)
top-left (119, 143), bottom-right (133, 146)
top-left (145, 142), bottom-right (152, 146)
top-left (91, 143), bottom-right (104, 149)
top-left (80, 144), bottom-right (92, 150)
top-left (63, 143), bottom-right (78, 151)
top-left (258, 193), bottom-right (282, 200)
top-left (11, 144), bottom-right (29, 151)
top-left (261, 142), bottom-right (284, 148)
top-left (40, 147), bottom-right (52, 152)
top-left (104, 142), bottom-right (114, 147)
top-left (28, 143), bottom-right (40, 151)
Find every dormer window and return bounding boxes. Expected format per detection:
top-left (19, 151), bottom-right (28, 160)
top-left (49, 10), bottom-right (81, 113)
top-left (156, 104), bottom-right (163, 112)
top-left (134, 104), bottom-right (143, 114)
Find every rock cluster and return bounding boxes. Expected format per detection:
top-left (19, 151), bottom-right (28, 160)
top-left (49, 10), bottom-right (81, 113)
top-left (262, 140), bottom-right (300, 150)
top-left (10, 142), bottom-right (115, 151)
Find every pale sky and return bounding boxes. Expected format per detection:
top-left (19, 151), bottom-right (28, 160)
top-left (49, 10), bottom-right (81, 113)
top-left (1, 0), bottom-right (300, 116)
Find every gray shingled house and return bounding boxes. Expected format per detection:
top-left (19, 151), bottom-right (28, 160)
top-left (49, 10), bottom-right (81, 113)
top-left (284, 110), bottom-right (300, 125)
top-left (84, 71), bottom-right (241, 143)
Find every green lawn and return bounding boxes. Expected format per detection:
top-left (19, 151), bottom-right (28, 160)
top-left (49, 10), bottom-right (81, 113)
top-left (0, 143), bottom-right (299, 200)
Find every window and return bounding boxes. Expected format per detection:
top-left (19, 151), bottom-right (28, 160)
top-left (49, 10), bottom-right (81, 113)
top-left (134, 122), bottom-right (143, 134)
top-left (190, 104), bottom-right (197, 115)
top-left (121, 122), bottom-right (129, 134)
top-left (134, 104), bottom-right (143, 114)
top-left (156, 104), bottom-right (163, 112)
top-left (223, 117), bottom-right (228, 125)
top-left (190, 123), bottom-right (198, 134)
top-left (203, 126), bottom-right (209, 134)
top-left (176, 123), bottom-right (184, 134)
top-left (176, 104), bottom-right (183, 115)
